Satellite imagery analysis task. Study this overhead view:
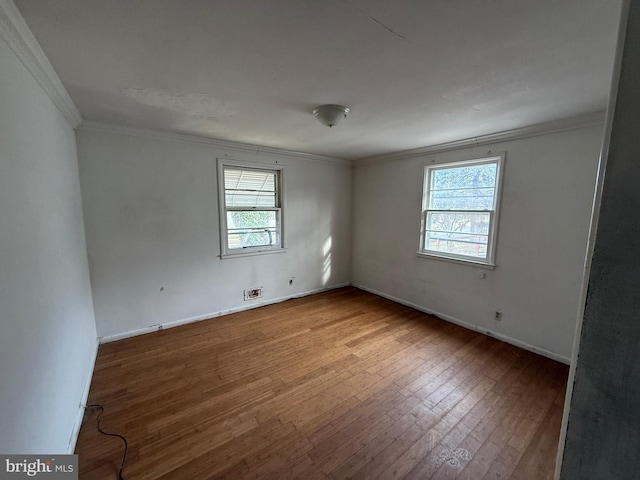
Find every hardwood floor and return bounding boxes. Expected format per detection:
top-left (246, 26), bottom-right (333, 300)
top-left (75, 287), bottom-right (568, 479)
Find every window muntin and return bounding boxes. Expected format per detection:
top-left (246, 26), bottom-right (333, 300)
top-left (219, 163), bottom-right (283, 256)
top-left (420, 155), bottom-right (503, 265)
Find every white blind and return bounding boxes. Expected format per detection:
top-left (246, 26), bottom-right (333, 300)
top-left (224, 168), bottom-right (277, 207)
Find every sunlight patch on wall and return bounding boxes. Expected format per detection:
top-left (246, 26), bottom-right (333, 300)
top-left (322, 236), bottom-right (332, 286)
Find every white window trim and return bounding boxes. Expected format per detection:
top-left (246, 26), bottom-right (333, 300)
top-left (217, 158), bottom-right (287, 259)
top-left (417, 153), bottom-right (505, 267)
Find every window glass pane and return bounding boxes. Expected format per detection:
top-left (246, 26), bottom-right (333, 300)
top-left (224, 168), bottom-right (277, 207)
top-left (431, 164), bottom-right (497, 190)
top-left (425, 231), bottom-right (488, 258)
top-left (427, 211), bottom-right (491, 235)
top-left (430, 164), bottom-right (496, 211)
top-left (227, 210), bottom-right (279, 249)
top-left (430, 188), bottom-right (495, 210)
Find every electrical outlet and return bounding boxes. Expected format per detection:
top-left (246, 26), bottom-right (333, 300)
top-left (494, 310), bottom-right (502, 321)
top-left (244, 287), bottom-right (263, 301)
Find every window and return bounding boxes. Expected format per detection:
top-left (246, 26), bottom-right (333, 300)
top-left (218, 160), bottom-right (284, 257)
top-left (419, 154), bottom-right (504, 266)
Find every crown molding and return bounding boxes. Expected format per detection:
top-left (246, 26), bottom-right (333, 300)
top-left (354, 111), bottom-right (606, 167)
top-left (78, 121), bottom-right (353, 167)
top-left (0, 0), bottom-right (81, 128)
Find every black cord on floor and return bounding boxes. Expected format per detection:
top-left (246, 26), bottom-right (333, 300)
top-left (85, 404), bottom-right (127, 480)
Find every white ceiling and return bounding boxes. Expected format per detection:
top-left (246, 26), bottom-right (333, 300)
top-left (14, 0), bottom-right (622, 160)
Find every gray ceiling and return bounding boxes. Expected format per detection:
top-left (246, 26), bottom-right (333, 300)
top-left (15, 0), bottom-right (622, 160)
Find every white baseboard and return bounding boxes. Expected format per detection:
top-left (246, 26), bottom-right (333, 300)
top-left (351, 283), bottom-right (571, 365)
top-left (98, 283), bottom-right (351, 344)
top-left (67, 338), bottom-right (99, 453)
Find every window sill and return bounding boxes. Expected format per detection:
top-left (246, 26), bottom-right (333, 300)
top-left (220, 248), bottom-right (287, 259)
top-left (416, 251), bottom-right (496, 270)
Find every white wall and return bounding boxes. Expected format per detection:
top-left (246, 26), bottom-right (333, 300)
top-left (0, 36), bottom-right (96, 453)
top-left (352, 124), bottom-right (604, 361)
top-left (76, 126), bottom-right (352, 340)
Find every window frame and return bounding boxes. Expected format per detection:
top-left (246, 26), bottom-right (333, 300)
top-left (417, 153), bottom-right (505, 267)
top-left (217, 159), bottom-right (286, 258)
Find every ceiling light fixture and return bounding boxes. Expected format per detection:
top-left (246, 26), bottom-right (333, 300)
top-left (312, 104), bottom-right (350, 128)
